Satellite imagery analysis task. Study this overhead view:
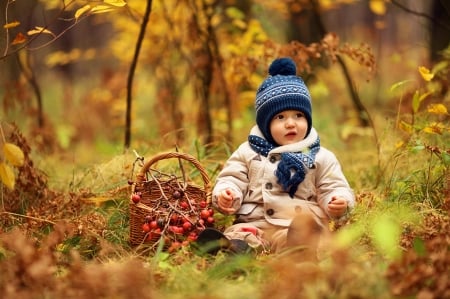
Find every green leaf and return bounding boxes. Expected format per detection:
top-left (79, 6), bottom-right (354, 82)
top-left (441, 152), bottom-right (450, 165)
top-left (431, 61), bottom-right (448, 74)
top-left (412, 237), bottom-right (426, 257)
top-left (412, 91), bottom-right (431, 113)
top-left (389, 80), bottom-right (413, 92)
top-left (399, 120), bottom-right (413, 134)
top-left (335, 224), bottom-right (364, 248)
top-left (410, 144), bottom-right (425, 153)
top-left (412, 90), bottom-right (420, 113)
top-left (371, 215), bottom-right (401, 260)
top-left (57, 125), bottom-right (75, 149)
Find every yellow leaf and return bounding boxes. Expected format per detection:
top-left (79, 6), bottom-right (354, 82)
top-left (3, 21), bottom-right (20, 29)
top-left (27, 26), bottom-right (55, 37)
top-left (12, 32), bottom-right (26, 45)
top-left (395, 141), bottom-right (404, 149)
top-left (91, 5), bottom-right (116, 14)
top-left (104, 0), bottom-right (127, 7)
top-left (0, 162), bottom-right (15, 190)
top-left (399, 120), bottom-right (413, 134)
top-left (418, 66), bottom-right (434, 81)
top-left (232, 19), bottom-right (247, 30)
top-left (422, 126), bottom-right (441, 135)
top-left (369, 0), bottom-right (386, 15)
top-left (422, 122), bottom-right (445, 134)
top-left (75, 4), bottom-right (92, 20)
top-left (427, 104), bottom-right (448, 115)
top-left (3, 143), bottom-right (25, 166)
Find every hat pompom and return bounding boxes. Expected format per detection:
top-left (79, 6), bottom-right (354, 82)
top-left (268, 57), bottom-right (296, 76)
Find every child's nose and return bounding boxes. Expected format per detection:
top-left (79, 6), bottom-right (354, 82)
top-left (285, 117), bottom-right (295, 127)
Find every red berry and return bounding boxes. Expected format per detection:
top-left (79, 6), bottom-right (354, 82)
top-left (142, 223), bottom-right (151, 232)
top-left (149, 220), bottom-right (158, 229)
top-left (187, 232), bottom-right (198, 241)
top-left (182, 221), bottom-right (192, 232)
top-left (200, 209), bottom-right (210, 219)
top-left (208, 208), bottom-right (214, 216)
top-left (152, 228), bottom-right (162, 237)
top-left (206, 216), bottom-right (215, 224)
top-left (170, 226), bottom-right (183, 234)
top-left (180, 201), bottom-right (189, 209)
top-left (170, 214), bottom-right (179, 224)
top-left (199, 201), bottom-right (207, 208)
top-left (131, 193), bottom-right (141, 203)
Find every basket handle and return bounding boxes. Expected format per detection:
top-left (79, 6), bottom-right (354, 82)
top-left (136, 152), bottom-right (211, 200)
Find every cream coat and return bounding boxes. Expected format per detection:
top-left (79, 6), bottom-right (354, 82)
top-left (212, 126), bottom-right (355, 229)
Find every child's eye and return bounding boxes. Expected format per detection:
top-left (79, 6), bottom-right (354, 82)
top-left (274, 114), bottom-right (284, 120)
top-left (296, 112), bottom-right (304, 118)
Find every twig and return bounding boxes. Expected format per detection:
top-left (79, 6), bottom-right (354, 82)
top-left (125, 0), bottom-right (154, 149)
top-left (391, 0), bottom-right (450, 32)
top-left (1, 0), bottom-right (79, 60)
top-left (2, 0), bottom-right (13, 57)
top-left (0, 211), bottom-right (56, 225)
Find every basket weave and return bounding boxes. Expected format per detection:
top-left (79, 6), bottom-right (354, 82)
top-left (129, 152), bottom-right (212, 249)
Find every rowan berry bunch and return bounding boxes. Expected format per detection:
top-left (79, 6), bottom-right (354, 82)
top-left (130, 185), bottom-right (215, 252)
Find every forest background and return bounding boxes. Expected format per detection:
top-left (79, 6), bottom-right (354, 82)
top-left (0, 0), bottom-right (449, 298)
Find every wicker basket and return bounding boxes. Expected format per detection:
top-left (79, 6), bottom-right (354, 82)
top-left (129, 152), bottom-right (213, 250)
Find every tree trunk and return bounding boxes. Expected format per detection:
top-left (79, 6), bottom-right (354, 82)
top-left (125, 0), bottom-right (153, 150)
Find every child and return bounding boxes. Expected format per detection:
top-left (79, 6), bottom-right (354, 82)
top-left (197, 57), bottom-right (355, 257)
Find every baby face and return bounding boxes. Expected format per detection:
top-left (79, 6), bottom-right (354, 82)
top-left (269, 110), bottom-right (308, 145)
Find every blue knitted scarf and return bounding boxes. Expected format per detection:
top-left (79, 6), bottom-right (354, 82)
top-left (248, 135), bottom-right (321, 198)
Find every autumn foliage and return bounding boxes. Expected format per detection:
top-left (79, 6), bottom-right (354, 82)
top-left (1, 1), bottom-right (449, 299)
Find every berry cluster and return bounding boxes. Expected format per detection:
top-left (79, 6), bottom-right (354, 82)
top-left (130, 188), bottom-right (215, 252)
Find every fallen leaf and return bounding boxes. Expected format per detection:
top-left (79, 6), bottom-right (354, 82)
top-left (3, 143), bottom-right (25, 166)
top-left (0, 162), bottom-right (15, 190)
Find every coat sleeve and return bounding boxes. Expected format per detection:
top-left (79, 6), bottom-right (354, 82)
top-left (315, 149), bottom-right (355, 218)
top-left (212, 144), bottom-right (250, 213)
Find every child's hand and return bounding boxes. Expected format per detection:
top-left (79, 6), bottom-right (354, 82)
top-left (217, 189), bottom-right (236, 214)
top-left (327, 196), bottom-right (348, 218)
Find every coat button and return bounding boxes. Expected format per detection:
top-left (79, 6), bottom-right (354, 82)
top-left (265, 182), bottom-right (273, 190)
top-left (266, 208), bottom-right (274, 216)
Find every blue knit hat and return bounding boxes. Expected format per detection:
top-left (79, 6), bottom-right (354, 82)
top-left (255, 57), bottom-right (312, 144)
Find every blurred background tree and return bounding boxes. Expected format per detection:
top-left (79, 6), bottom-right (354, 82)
top-left (0, 0), bottom-right (448, 154)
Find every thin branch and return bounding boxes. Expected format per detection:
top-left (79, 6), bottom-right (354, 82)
top-left (391, 0), bottom-right (450, 32)
top-left (0, 0), bottom-right (80, 60)
top-left (1, 211), bottom-right (57, 225)
top-left (125, 0), bottom-right (153, 149)
top-left (2, 0), bottom-right (15, 57)
top-left (15, 52), bottom-right (44, 127)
